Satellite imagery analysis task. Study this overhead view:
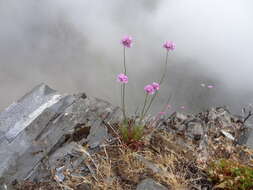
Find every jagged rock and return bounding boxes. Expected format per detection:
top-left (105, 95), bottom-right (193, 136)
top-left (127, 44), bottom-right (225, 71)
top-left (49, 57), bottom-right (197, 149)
top-left (1, 83), bottom-right (253, 189)
top-left (186, 119), bottom-right (204, 141)
top-left (158, 106), bottom-right (253, 168)
top-left (87, 120), bottom-right (107, 149)
top-left (0, 83), bottom-right (121, 187)
top-left (164, 107), bottom-right (250, 144)
top-left (245, 127), bottom-right (253, 149)
top-left (207, 107), bottom-right (238, 128)
top-left (136, 178), bottom-right (169, 190)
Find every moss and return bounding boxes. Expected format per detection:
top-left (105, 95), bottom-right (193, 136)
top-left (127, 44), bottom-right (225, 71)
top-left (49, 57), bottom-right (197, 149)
top-left (207, 159), bottom-right (253, 190)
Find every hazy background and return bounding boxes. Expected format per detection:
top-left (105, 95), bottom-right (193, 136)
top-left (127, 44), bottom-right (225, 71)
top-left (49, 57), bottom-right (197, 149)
top-left (0, 0), bottom-right (253, 115)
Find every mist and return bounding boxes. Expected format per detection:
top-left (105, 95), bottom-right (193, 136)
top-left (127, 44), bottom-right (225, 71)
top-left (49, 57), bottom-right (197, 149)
top-left (0, 0), bottom-right (253, 114)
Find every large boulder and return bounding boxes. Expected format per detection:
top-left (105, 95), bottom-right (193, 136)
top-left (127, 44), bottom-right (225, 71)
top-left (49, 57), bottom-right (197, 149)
top-left (0, 83), bottom-right (121, 187)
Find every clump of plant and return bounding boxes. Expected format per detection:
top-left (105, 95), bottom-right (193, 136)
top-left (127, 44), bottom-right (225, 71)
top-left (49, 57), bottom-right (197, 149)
top-left (207, 159), bottom-right (253, 190)
top-left (116, 35), bottom-right (175, 146)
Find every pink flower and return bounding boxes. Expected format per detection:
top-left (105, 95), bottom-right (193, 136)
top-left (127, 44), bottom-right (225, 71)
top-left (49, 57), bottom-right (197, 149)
top-left (117, 73), bottom-right (128, 83)
top-left (144, 84), bottom-right (155, 95)
top-left (180, 106), bottom-right (185, 109)
top-left (152, 82), bottom-right (160, 91)
top-left (207, 85), bottom-right (214, 89)
top-left (121, 35), bottom-right (133, 48)
top-left (163, 41), bottom-right (175, 51)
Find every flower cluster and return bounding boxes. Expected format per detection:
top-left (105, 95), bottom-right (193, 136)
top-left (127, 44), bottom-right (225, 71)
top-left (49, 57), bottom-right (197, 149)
top-left (117, 73), bottom-right (128, 83)
top-left (163, 41), bottom-right (176, 51)
top-left (121, 35), bottom-right (133, 48)
top-left (116, 35), bottom-right (176, 145)
top-left (144, 82), bottom-right (160, 95)
top-left (117, 35), bottom-right (176, 126)
top-left (144, 84), bottom-right (155, 95)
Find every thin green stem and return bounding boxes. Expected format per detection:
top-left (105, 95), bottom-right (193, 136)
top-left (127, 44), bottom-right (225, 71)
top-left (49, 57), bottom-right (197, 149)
top-left (143, 51), bottom-right (169, 117)
top-left (123, 47), bottom-right (126, 74)
top-left (159, 51), bottom-right (169, 85)
top-left (140, 93), bottom-right (148, 123)
top-left (122, 84), bottom-right (126, 121)
top-left (122, 47), bottom-right (127, 122)
top-left (143, 91), bottom-right (157, 117)
top-left (121, 84), bottom-right (123, 113)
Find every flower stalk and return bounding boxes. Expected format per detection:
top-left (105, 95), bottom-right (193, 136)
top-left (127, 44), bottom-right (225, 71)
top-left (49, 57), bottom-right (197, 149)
top-left (142, 50), bottom-right (169, 118)
top-left (116, 37), bottom-right (175, 146)
top-left (118, 36), bottom-right (133, 122)
top-left (122, 47), bottom-right (127, 121)
top-left (140, 93), bottom-right (148, 123)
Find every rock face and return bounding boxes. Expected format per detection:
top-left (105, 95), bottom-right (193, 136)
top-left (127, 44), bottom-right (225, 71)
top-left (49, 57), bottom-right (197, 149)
top-left (0, 83), bottom-right (121, 187)
top-left (164, 107), bottom-right (248, 145)
top-left (136, 178), bottom-right (169, 190)
top-left (0, 83), bottom-right (253, 189)
top-left (246, 128), bottom-right (253, 148)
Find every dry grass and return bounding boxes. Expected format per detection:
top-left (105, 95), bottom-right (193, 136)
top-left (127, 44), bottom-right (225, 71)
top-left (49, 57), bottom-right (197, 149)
top-left (16, 128), bottom-right (203, 190)
top-left (15, 108), bottom-right (253, 190)
top-left (18, 122), bottom-right (253, 190)
top-left (74, 128), bottom-right (201, 190)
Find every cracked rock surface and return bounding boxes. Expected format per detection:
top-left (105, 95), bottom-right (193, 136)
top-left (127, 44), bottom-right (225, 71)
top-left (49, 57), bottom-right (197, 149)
top-left (0, 83), bottom-right (121, 187)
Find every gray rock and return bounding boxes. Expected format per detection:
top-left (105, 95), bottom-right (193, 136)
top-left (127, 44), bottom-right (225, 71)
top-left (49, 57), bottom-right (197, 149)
top-left (0, 84), bottom-right (74, 184)
top-left (245, 127), bottom-right (253, 149)
top-left (135, 154), bottom-right (162, 174)
top-left (87, 120), bottom-right (107, 149)
top-left (0, 83), bottom-right (61, 143)
top-left (48, 142), bottom-right (86, 170)
top-left (208, 107), bottom-right (232, 127)
top-left (0, 84), bottom-right (121, 186)
top-left (54, 166), bottom-right (65, 182)
top-left (136, 178), bottom-right (169, 190)
top-left (186, 120), bottom-right (204, 141)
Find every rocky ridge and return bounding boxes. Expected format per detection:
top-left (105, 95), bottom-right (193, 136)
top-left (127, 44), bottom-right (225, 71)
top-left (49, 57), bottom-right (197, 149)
top-left (0, 84), bottom-right (252, 190)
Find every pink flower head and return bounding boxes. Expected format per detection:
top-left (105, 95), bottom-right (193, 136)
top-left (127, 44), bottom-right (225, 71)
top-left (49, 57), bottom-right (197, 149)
top-left (121, 35), bottom-right (133, 48)
top-left (180, 106), bottom-right (185, 109)
top-left (167, 104), bottom-right (171, 109)
top-left (144, 84), bottom-right (155, 95)
top-left (163, 41), bottom-right (176, 51)
top-left (207, 85), bottom-right (214, 89)
top-left (117, 73), bottom-right (128, 83)
top-left (152, 82), bottom-right (160, 91)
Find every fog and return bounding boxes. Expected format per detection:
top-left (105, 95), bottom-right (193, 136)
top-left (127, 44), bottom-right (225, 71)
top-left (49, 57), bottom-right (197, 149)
top-left (0, 0), bottom-right (253, 115)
